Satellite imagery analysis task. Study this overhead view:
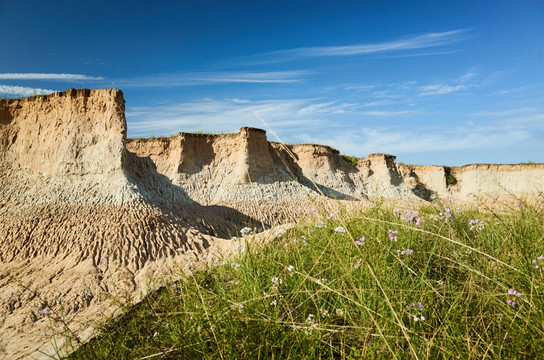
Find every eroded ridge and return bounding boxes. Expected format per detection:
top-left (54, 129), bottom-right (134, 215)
top-left (0, 89), bottom-right (239, 359)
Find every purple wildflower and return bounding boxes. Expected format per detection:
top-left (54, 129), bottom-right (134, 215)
top-left (406, 302), bottom-right (426, 322)
top-left (355, 236), bottom-right (365, 246)
top-left (532, 255), bottom-right (544, 269)
top-left (388, 229), bottom-right (398, 242)
top-left (469, 219), bottom-right (484, 232)
top-left (507, 299), bottom-right (517, 307)
top-left (439, 209), bottom-right (454, 222)
top-left (100, 254), bottom-right (109, 266)
top-left (39, 307), bottom-right (51, 318)
top-left (507, 288), bottom-right (522, 297)
top-left (394, 209), bottom-right (422, 226)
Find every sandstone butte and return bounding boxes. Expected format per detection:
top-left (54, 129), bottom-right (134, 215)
top-left (0, 89), bottom-right (543, 359)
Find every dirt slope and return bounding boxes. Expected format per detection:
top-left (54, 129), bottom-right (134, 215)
top-left (0, 89), bottom-right (250, 359)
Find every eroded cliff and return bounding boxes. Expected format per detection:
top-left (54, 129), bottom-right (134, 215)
top-left (1, 88), bottom-right (542, 359)
top-left (127, 129), bottom-right (544, 209)
top-left (0, 90), bottom-right (250, 359)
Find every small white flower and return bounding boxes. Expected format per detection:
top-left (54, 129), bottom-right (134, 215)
top-left (240, 227), bottom-right (253, 236)
top-left (287, 265), bottom-right (295, 272)
top-left (334, 226), bottom-right (346, 233)
top-left (271, 277), bottom-right (283, 285)
top-left (270, 300), bottom-right (277, 306)
top-left (354, 258), bottom-right (362, 269)
top-left (231, 262), bottom-right (241, 268)
top-left (314, 220), bottom-right (327, 228)
top-left (276, 228), bottom-right (286, 236)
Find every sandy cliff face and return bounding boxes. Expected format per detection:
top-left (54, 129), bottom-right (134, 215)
top-left (0, 90), bottom-right (242, 359)
top-left (128, 129), bottom-right (324, 225)
top-left (127, 133), bottom-right (420, 209)
top-left (403, 163), bottom-right (544, 200)
top-left (128, 127), bottom-right (544, 218)
top-left (1, 89), bottom-right (125, 178)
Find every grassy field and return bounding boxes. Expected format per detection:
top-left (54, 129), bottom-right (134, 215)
top-left (58, 197), bottom-right (543, 359)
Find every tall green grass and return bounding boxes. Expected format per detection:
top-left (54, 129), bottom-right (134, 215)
top-left (63, 198), bottom-right (544, 359)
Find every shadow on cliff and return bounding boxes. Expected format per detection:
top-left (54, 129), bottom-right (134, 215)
top-left (266, 145), bottom-right (365, 201)
top-left (122, 150), bottom-right (267, 238)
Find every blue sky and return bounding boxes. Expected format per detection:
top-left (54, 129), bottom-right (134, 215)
top-left (1, 0), bottom-right (543, 165)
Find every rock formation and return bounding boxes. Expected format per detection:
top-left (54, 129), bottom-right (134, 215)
top-left (127, 130), bottom-right (544, 211)
top-left (0, 89), bottom-right (246, 359)
top-left (1, 88), bottom-right (542, 359)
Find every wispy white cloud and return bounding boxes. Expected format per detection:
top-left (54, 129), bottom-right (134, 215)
top-left (300, 107), bottom-right (544, 158)
top-left (238, 29), bottom-right (469, 64)
top-left (471, 107), bottom-right (544, 126)
top-left (125, 93), bottom-right (543, 165)
top-left (126, 97), bottom-right (369, 137)
top-left (0, 73), bottom-right (103, 81)
top-left (0, 85), bottom-right (55, 96)
top-left (458, 71), bottom-right (478, 82)
top-left (380, 49), bottom-right (462, 58)
top-left (418, 69), bottom-right (482, 96)
top-left (126, 95), bottom-right (420, 144)
top-left (118, 71), bottom-right (306, 88)
top-left (361, 100), bottom-right (390, 107)
top-left (360, 110), bottom-right (416, 116)
top-left (419, 84), bottom-right (467, 96)
top-left (489, 85), bottom-right (532, 96)
top-left (127, 98), bottom-right (320, 137)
